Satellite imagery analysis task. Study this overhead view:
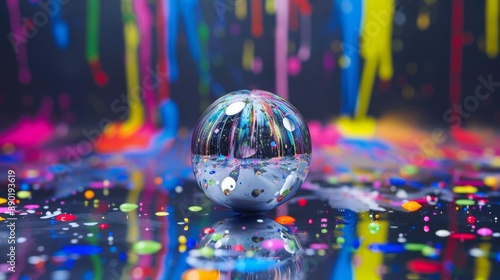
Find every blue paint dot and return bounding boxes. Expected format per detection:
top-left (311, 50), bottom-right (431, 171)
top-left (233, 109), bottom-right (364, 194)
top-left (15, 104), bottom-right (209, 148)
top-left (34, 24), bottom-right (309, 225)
top-left (61, 245), bottom-right (103, 256)
top-left (209, 171), bottom-right (215, 174)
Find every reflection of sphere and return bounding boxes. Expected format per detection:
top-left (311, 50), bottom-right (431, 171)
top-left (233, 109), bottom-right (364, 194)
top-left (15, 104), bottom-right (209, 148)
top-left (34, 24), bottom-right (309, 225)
top-left (191, 90), bottom-right (312, 212)
top-left (187, 215), bottom-right (304, 278)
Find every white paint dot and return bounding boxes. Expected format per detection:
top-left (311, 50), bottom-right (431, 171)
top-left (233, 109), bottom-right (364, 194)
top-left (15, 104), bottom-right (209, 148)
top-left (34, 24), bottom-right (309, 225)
top-left (225, 101), bottom-right (245, 115)
top-left (283, 117), bottom-right (295, 132)
top-left (435, 229), bottom-right (451, 237)
top-left (221, 177), bottom-right (236, 192)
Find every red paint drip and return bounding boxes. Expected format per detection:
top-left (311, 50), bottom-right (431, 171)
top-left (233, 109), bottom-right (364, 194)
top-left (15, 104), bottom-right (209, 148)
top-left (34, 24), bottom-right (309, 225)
top-left (156, 0), bottom-right (170, 101)
top-left (449, 0), bottom-right (464, 128)
top-left (289, 0), bottom-right (299, 31)
top-left (251, 0), bottom-right (263, 37)
top-left (55, 214), bottom-right (77, 222)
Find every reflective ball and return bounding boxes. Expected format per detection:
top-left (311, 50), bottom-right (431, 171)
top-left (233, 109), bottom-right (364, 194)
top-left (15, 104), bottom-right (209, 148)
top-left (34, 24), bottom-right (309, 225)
top-left (191, 89), bottom-right (311, 212)
top-left (187, 215), bottom-right (304, 275)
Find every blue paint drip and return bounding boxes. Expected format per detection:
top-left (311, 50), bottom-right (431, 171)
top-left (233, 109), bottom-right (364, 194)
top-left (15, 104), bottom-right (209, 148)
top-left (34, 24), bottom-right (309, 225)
top-left (159, 98), bottom-right (179, 138)
top-left (51, 0), bottom-right (69, 50)
top-left (369, 243), bottom-right (406, 253)
top-left (168, 0), bottom-right (179, 82)
top-left (331, 210), bottom-right (356, 280)
top-left (335, 0), bottom-right (362, 117)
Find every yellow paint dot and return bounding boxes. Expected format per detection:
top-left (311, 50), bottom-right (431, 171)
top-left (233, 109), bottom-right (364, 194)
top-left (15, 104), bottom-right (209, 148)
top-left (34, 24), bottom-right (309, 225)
top-left (84, 190), bottom-right (95, 200)
top-left (402, 201), bottom-right (422, 212)
top-left (184, 218), bottom-right (189, 223)
top-left (155, 211), bottom-right (169, 216)
top-left (179, 244), bottom-right (187, 253)
top-left (17, 191), bottom-right (31, 199)
top-left (484, 176), bottom-right (498, 188)
top-left (0, 198), bottom-right (7, 204)
top-left (178, 235), bottom-right (187, 244)
top-left (453, 185), bottom-right (478, 194)
top-left (182, 269), bottom-right (220, 280)
top-left (0, 216), bottom-right (5, 221)
top-left (417, 13), bottom-right (430, 30)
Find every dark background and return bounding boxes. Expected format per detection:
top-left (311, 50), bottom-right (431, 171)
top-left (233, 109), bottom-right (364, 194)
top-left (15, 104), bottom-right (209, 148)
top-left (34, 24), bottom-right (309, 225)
top-left (0, 0), bottom-right (499, 130)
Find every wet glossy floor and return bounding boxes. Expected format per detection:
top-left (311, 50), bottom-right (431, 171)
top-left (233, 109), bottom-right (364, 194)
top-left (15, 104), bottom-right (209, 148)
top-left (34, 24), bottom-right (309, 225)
top-left (1, 135), bottom-right (500, 280)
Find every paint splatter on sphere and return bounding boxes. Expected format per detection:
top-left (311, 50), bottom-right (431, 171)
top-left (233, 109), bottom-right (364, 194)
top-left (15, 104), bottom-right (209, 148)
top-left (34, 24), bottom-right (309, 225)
top-left (191, 90), bottom-right (312, 212)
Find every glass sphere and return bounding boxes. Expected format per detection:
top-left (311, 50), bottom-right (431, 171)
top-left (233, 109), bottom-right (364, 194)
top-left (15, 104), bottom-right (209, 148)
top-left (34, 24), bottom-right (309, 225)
top-left (186, 215), bottom-right (304, 276)
top-left (191, 89), bottom-right (311, 212)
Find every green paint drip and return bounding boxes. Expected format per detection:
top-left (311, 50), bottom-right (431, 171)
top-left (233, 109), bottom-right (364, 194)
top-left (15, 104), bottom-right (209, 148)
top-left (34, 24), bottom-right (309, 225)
top-left (119, 203), bottom-right (138, 212)
top-left (132, 240), bottom-right (162, 255)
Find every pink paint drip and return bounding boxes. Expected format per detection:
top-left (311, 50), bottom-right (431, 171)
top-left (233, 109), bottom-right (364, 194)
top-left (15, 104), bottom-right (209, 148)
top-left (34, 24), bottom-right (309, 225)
top-left (6, 0), bottom-right (32, 84)
top-left (275, 0), bottom-right (289, 99)
top-left (134, 0), bottom-right (157, 127)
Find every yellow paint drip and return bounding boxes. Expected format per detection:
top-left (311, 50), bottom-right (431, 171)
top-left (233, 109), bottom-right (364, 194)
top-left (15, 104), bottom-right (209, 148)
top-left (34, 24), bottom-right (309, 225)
top-left (242, 39), bottom-right (254, 71)
top-left (236, 0), bottom-right (247, 19)
top-left (453, 185), bottom-right (478, 194)
top-left (486, 0), bottom-right (499, 58)
top-left (474, 243), bottom-right (492, 280)
top-left (335, 116), bottom-right (377, 139)
top-left (354, 212), bottom-right (388, 280)
top-left (356, 0), bottom-right (394, 120)
top-left (265, 0), bottom-right (275, 14)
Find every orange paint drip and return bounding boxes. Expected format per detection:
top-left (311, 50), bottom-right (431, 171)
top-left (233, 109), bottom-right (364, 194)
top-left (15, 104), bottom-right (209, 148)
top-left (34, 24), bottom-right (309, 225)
top-left (402, 201), bottom-right (422, 212)
top-left (251, 0), bottom-right (263, 37)
top-left (275, 215), bottom-right (296, 224)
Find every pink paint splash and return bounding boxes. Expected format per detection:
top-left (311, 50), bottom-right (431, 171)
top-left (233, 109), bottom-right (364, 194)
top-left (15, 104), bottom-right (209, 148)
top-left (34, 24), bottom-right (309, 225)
top-left (0, 97), bottom-right (54, 148)
top-left (6, 0), bottom-right (32, 84)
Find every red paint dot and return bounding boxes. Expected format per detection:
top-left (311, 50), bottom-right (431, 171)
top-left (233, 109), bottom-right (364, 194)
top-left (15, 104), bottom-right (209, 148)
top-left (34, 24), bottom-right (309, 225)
top-left (55, 214), bottom-right (77, 222)
top-left (233, 244), bottom-right (245, 252)
top-left (201, 227), bottom-right (214, 235)
top-left (466, 215), bottom-right (476, 224)
top-left (407, 259), bottom-right (442, 274)
top-left (98, 223), bottom-right (109, 230)
top-left (297, 198), bottom-right (307, 207)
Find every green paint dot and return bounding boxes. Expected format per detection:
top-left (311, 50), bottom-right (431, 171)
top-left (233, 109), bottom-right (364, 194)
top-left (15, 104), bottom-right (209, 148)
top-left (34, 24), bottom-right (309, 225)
top-left (132, 240), bottom-right (162, 255)
top-left (188, 206), bottom-right (203, 212)
top-left (455, 199), bottom-right (475, 206)
top-left (211, 233), bottom-right (223, 241)
top-left (200, 246), bottom-right (214, 258)
top-left (421, 245), bottom-right (436, 257)
top-left (119, 203), bottom-right (138, 212)
top-left (405, 243), bottom-right (426, 251)
top-left (368, 222), bottom-right (381, 234)
top-left (321, 229), bottom-right (328, 234)
top-left (17, 191), bottom-right (31, 199)
top-left (401, 165), bottom-right (418, 175)
top-left (336, 236), bottom-right (345, 244)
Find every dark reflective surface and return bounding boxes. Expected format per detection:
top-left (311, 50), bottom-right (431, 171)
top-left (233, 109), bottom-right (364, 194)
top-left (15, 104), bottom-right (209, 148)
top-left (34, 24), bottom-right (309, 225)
top-left (1, 134), bottom-right (500, 280)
